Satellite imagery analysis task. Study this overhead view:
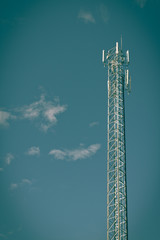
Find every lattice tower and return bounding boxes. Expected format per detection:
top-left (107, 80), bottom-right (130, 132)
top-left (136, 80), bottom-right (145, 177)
top-left (102, 41), bottom-right (131, 240)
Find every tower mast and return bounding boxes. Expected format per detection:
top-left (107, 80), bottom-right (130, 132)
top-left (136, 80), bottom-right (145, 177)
top-left (102, 41), bottom-right (131, 240)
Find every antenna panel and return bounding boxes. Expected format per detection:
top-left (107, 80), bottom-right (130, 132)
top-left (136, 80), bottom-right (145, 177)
top-left (102, 50), bottom-right (105, 63)
top-left (116, 42), bottom-right (118, 54)
top-left (125, 69), bottom-right (129, 88)
top-left (126, 50), bottom-right (129, 63)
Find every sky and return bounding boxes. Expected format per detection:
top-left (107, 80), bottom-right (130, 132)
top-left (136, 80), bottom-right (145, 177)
top-left (0, 0), bottom-right (160, 239)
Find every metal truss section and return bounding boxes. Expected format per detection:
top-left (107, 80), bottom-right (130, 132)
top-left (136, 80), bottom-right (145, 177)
top-left (102, 42), bottom-right (131, 240)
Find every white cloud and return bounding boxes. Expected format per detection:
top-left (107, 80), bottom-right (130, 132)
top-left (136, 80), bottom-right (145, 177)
top-left (10, 178), bottom-right (32, 191)
top-left (78, 10), bottom-right (95, 23)
top-left (18, 94), bottom-right (67, 132)
top-left (23, 107), bottom-right (40, 119)
top-left (26, 146), bottom-right (40, 156)
top-left (44, 105), bottom-right (66, 123)
top-left (68, 144), bottom-right (101, 161)
top-left (135, 0), bottom-right (147, 8)
top-left (22, 178), bottom-right (32, 185)
top-left (0, 111), bottom-right (10, 126)
top-left (0, 111), bottom-right (15, 126)
top-left (49, 144), bottom-right (101, 161)
top-left (99, 4), bottom-right (109, 23)
top-left (19, 95), bottom-right (44, 120)
top-left (40, 123), bottom-right (50, 132)
top-left (0, 93), bottom-right (67, 132)
top-left (49, 149), bottom-right (67, 160)
top-left (89, 121), bottom-right (99, 127)
top-left (5, 153), bottom-right (14, 165)
top-left (10, 183), bottom-right (18, 190)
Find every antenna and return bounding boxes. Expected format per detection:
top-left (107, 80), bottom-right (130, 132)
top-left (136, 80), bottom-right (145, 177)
top-left (126, 50), bottom-right (129, 63)
top-left (116, 42), bottom-right (118, 54)
top-left (102, 50), bottom-right (105, 63)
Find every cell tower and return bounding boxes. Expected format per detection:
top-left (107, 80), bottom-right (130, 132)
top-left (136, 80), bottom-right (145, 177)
top-left (102, 40), bottom-right (131, 240)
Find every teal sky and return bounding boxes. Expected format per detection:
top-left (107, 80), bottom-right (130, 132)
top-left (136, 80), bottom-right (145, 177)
top-left (0, 0), bottom-right (160, 239)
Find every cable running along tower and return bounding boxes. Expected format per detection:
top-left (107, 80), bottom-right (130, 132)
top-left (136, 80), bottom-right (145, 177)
top-left (102, 41), bottom-right (131, 240)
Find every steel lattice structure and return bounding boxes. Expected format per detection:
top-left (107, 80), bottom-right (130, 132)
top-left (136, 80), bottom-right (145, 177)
top-left (102, 41), bottom-right (131, 240)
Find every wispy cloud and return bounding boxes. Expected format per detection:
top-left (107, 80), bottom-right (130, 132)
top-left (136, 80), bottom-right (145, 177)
top-left (135, 0), bottom-right (147, 8)
top-left (17, 94), bottom-right (67, 131)
top-left (10, 183), bottom-right (18, 190)
top-left (18, 94), bottom-right (44, 120)
top-left (0, 168), bottom-right (4, 172)
top-left (99, 4), bottom-right (109, 23)
top-left (26, 146), bottom-right (40, 156)
top-left (10, 178), bottom-right (32, 190)
top-left (0, 111), bottom-right (10, 126)
top-left (78, 10), bottom-right (95, 23)
top-left (0, 233), bottom-right (7, 239)
top-left (49, 149), bottom-right (67, 160)
top-left (49, 144), bottom-right (101, 161)
top-left (0, 94), bottom-right (67, 132)
top-left (68, 144), bottom-right (101, 160)
top-left (89, 121), bottom-right (99, 127)
top-left (0, 111), bottom-right (15, 126)
top-left (5, 153), bottom-right (14, 165)
top-left (22, 178), bottom-right (32, 184)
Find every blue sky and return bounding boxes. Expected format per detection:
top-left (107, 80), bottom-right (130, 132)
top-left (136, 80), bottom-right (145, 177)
top-left (0, 0), bottom-right (160, 239)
